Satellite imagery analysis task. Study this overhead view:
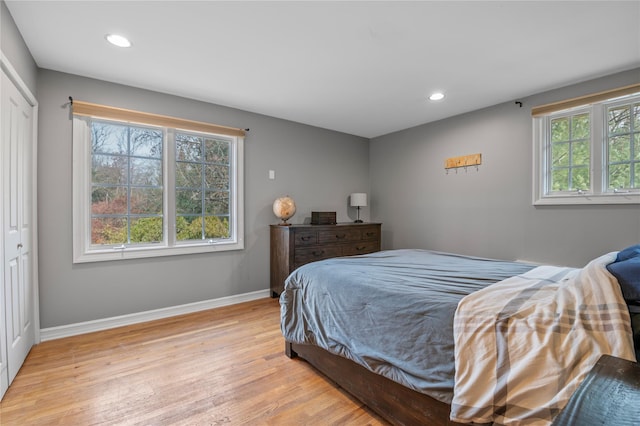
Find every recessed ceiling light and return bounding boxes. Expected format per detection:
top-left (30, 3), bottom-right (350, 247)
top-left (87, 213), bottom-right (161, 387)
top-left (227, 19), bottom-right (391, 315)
top-left (105, 34), bottom-right (132, 48)
top-left (429, 92), bottom-right (445, 101)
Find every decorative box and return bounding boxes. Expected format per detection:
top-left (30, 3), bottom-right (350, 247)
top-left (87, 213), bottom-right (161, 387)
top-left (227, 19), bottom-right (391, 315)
top-left (311, 211), bottom-right (336, 225)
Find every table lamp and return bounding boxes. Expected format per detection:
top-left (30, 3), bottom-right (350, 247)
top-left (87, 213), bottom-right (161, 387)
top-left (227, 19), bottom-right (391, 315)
top-left (350, 193), bottom-right (367, 223)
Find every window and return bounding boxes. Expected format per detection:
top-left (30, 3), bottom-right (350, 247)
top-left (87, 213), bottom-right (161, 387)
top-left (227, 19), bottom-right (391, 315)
top-left (72, 101), bottom-right (244, 263)
top-left (533, 84), bottom-right (640, 205)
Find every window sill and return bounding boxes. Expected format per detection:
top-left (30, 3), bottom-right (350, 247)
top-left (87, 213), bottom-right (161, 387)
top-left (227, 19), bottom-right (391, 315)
top-left (73, 239), bottom-right (244, 263)
top-left (534, 193), bottom-right (640, 206)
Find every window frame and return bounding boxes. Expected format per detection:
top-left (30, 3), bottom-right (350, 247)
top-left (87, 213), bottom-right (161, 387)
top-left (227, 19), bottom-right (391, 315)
top-left (72, 110), bottom-right (244, 263)
top-left (533, 91), bottom-right (640, 205)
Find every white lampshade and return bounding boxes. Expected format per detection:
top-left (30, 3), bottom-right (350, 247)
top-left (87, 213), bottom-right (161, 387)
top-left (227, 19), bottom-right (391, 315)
top-left (350, 193), bottom-right (367, 207)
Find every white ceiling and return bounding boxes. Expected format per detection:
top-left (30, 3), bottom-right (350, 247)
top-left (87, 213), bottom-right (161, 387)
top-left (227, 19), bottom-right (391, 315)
top-left (6, 1), bottom-right (640, 138)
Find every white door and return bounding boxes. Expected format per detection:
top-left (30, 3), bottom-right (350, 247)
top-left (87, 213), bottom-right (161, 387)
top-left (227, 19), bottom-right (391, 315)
top-left (1, 68), bottom-right (36, 399)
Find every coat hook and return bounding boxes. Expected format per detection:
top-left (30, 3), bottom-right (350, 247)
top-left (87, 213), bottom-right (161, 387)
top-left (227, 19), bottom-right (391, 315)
top-left (515, 101), bottom-right (523, 108)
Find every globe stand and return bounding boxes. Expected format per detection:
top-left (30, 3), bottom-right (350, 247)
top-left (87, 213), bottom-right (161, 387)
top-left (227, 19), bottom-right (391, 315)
top-left (279, 219), bottom-right (292, 226)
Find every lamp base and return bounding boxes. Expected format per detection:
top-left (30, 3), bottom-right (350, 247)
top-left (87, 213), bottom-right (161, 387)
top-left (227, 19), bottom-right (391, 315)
top-left (354, 205), bottom-right (363, 223)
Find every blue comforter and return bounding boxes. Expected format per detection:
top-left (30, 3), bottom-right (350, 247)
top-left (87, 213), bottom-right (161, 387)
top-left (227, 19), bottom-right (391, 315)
top-left (279, 249), bottom-right (535, 404)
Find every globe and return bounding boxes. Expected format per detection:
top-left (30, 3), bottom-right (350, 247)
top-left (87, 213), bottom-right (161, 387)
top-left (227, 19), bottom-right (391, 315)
top-left (273, 196), bottom-right (296, 225)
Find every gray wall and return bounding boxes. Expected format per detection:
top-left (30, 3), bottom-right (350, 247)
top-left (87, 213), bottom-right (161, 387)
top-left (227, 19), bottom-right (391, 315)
top-left (371, 68), bottom-right (640, 268)
top-left (0, 0), bottom-right (37, 94)
top-left (37, 70), bottom-right (369, 328)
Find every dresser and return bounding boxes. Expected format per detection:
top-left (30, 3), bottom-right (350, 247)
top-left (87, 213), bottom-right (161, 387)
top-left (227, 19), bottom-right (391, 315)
top-left (270, 222), bottom-right (382, 297)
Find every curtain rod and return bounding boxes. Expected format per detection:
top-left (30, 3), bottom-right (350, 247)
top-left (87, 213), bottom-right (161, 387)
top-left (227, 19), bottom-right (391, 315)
top-left (68, 96), bottom-right (249, 134)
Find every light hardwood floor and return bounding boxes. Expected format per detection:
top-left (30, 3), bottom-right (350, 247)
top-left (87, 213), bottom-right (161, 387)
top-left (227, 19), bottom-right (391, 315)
top-left (0, 298), bottom-right (387, 425)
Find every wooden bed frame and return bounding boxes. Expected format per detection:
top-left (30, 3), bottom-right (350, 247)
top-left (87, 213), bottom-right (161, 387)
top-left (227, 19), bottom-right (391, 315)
top-left (285, 341), bottom-right (465, 426)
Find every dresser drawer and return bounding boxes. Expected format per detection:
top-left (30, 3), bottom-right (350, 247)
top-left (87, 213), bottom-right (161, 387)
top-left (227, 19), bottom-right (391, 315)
top-left (360, 226), bottom-right (380, 241)
top-left (294, 231), bottom-right (317, 246)
top-left (318, 228), bottom-right (361, 244)
top-left (294, 246), bottom-right (342, 266)
top-left (342, 240), bottom-right (379, 256)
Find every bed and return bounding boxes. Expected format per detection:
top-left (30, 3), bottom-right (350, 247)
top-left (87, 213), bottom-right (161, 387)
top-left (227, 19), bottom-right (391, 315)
top-left (279, 248), bottom-right (638, 425)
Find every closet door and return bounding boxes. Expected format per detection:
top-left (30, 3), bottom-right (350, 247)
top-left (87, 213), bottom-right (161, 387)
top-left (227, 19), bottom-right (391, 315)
top-left (1, 68), bottom-right (36, 399)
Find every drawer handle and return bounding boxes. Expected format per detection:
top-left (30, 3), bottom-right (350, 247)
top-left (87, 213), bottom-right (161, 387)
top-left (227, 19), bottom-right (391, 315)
top-left (356, 246), bottom-right (367, 251)
top-left (312, 250), bottom-right (325, 256)
top-left (301, 236), bottom-right (313, 241)
top-left (366, 232), bottom-right (375, 237)
top-left (335, 234), bottom-right (346, 240)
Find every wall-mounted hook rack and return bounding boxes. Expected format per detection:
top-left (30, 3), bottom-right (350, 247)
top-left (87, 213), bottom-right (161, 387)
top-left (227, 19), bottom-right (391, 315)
top-left (444, 153), bottom-right (482, 172)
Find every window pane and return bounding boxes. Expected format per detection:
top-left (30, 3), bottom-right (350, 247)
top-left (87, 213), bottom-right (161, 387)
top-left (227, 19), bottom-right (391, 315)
top-left (176, 190), bottom-right (202, 214)
top-left (91, 120), bottom-right (166, 247)
top-left (176, 162), bottom-right (202, 188)
top-left (175, 132), bottom-right (233, 243)
top-left (205, 138), bottom-right (230, 163)
top-left (91, 217), bottom-right (127, 245)
top-left (609, 135), bottom-right (631, 162)
top-left (92, 121), bottom-right (128, 154)
top-left (552, 143), bottom-right (569, 167)
top-left (130, 127), bottom-right (162, 158)
top-left (635, 163), bottom-right (640, 188)
top-left (608, 105), bottom-right (630, 134)
top-left (92, 186), bottom-right (127, 214)
top-left (130, 217), bottom-right (163, 243)
top-left (609, 164), bottom-right (630, 189)
top-left (549, 111), bottom-right (591, 195)
top-left (607, 100), bottom-right (640, 191)
top-left (205, 191), bottom-right (229, 215)
top-left (572, 141), bottom-right (590, 166)
top-left (93, 154), bottom-right (127, 185)
top-left (551, 168), bottom-right (569, 191)
top-left (572, 113), bottom-right (590, 139)
top-left (572, 166), bottom-right (590, 190)
top-left (204, 216), bottom-right (230, 239)
top-left (551, 118), bottom-right (569, 142)
top-left (176, 216), bottom-right (203, 241)
top-left (205, 165), bottom-right (229, 189)
top-left (130, 158), bottom-right (162, 186)
top-left (176, 137), bottom-right (201, 162)
top-left (130, 187), bottom-right (162, 214)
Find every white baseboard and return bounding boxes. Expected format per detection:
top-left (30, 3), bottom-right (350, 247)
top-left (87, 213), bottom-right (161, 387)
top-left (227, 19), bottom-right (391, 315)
top-left (39, 289), bottom-right (271, 342)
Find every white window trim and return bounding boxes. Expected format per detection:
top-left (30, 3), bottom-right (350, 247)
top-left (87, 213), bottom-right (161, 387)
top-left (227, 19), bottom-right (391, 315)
top-left (72, 116), bottom-right (244, 263)
top-left (533, 93), bottom-right (640, 206)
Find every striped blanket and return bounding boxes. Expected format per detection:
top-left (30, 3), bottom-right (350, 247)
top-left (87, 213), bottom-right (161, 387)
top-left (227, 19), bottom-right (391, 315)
top-left (451, 252), bottom-right (636, 425)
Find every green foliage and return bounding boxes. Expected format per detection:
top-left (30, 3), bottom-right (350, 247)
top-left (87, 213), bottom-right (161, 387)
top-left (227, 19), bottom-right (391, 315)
top-left (130, 217), bottom-right (163, 243)
top-left (550, 113), bottom-right (591, 191)
top-left (176, 216), bottom-right (229, 241)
